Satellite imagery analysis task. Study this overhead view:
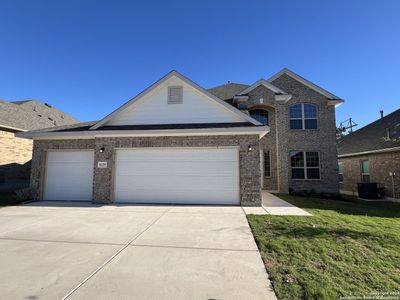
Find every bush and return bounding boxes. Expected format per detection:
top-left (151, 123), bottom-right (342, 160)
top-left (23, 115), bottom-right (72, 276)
top-left (15, 188), bottom-right (32, 201)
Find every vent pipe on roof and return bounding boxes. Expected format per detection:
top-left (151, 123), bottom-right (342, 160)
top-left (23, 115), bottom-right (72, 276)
top-left (386, 128), bottom-right (391, 140)
top-left (380, 110), bottom-right (384, 118)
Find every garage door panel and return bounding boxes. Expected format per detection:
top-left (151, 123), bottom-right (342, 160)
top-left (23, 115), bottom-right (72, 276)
top-left (116, 163), bottom-right (237, 177)
top-left (44, 151), bottom-right (94, 201)
top-left (116, 177), bottom-right (237, 190)
top-left (116, 149), bottom-right (235, 162)
top-left (114, 148), bottom-right (239, 205)
top-left (115, 188), bottom-right (237, 204)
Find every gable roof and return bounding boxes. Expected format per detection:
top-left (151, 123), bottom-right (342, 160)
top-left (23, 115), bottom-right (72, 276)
top-left (91, 71), bottom-right (261, 129)
top-left (207, 83), bottom-right (249, 101)
top-left (0, 99), bottom-right (79, 132)
top-left (268, 68), bottom-right (343, 102)
top-left (237, 79), bottom-right (288, 96)
top-left (338, 108), bottom-right (400, 156)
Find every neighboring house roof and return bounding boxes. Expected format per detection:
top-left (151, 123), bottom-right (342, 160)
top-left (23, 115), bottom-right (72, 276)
top-left (0, 99), bottom-right (79, 132)
top-left (338, 108), bottom-right (400, 156)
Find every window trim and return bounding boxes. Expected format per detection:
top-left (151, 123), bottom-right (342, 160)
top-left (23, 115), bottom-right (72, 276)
top-left (289, 103), bottom-right (318, 130)
top-left (168, 86), bottom-right (183, 104)
top-left (249, 109), bottom-right (269, 126)
top-left (290, 151), bottom-right (321, 180)
top-left (264, 149), bottom-right (271, 177)
top-left (360, 160), bottom-right (370, 183)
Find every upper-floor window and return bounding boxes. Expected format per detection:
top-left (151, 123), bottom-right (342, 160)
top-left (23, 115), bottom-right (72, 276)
top-left (290, 151), bottom-right (320, 180)
top-left (338, 162), bottom-right (343, 182)
top-left (361, 160), bottom-right (370, 182)
top-left (168, 86), bottom-right (183, 104)
top-left (289, 103), bottom-right (317, 129)
top-left (250, 109), bottom-right (269, 125)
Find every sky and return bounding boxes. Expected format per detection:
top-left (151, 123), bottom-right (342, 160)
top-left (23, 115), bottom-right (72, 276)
top-left (0, 0), bottom-right (399, 129)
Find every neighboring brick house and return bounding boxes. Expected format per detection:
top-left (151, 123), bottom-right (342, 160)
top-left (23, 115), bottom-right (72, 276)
top-left (18, 69), bottom-right (343, 206)
top-left (0, 100), bottom-right (79, 191)
top-left (337, 109), bottom-right (400, 199)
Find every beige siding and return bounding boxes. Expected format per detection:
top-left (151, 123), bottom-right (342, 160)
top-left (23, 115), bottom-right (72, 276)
top-left (106, 76), bottom-right (244, 126)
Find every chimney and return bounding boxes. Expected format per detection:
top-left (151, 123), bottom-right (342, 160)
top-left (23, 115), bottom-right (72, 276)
top-left (380, 110), bottom-right (384, 118)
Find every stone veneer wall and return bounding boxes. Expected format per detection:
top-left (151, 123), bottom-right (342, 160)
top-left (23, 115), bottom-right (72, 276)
top-left (30, 135), bottom-right (262, 206)
top-left (339, 151), bottom-right (400, 198)
top-left (0, 130), bottom-right (33, 191)
top-left (271, 74), bottom-right (340, 194)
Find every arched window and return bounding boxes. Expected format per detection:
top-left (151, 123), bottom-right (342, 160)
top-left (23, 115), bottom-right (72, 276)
top-left (250, 109), bottom-right (269, 125)
top-left (289, 104), bottom-right (317, 129)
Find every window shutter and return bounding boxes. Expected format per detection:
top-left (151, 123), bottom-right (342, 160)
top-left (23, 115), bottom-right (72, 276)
top-left (168, 86), bottom-right (183, 104)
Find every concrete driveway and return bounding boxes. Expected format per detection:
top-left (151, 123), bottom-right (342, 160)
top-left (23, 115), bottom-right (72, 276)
top-left (0, 202), bottom-right (276, 300)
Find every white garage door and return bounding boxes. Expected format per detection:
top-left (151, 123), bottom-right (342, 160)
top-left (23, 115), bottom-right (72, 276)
top-left (43, 151), bottom-right (94, 201)
top-left (114, 148), bottom-right (239, 205)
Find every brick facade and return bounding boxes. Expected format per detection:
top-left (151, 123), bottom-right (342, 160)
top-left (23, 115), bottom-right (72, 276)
top-left (247, 86), bottom-right (279, 191)
top-left (339, 151), bottom-right (400, 198)
top-left (0, 130), bottom-right (33, 191)
top-left (30, 135), bottom-right (262, 206)
top-left (271, 74), bottom-right (339, 194)
top-left (237, 74), bottom-right (340, 194)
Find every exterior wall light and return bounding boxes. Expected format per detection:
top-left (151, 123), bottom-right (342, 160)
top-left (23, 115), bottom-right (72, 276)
top-left (248, 145), bottom-right (252, 152)
top-left (99, 147), bottom-right (105, 153)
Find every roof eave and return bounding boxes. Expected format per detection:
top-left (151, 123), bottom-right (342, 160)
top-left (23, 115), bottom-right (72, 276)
top-left (17, 126), bottom-right (270, 140)
top-left (268, 68), bottom-right (343, 101)
top-left (237, 79), bottom-right (288, 96)
top-left (338, 146), bottom-right (400, 158)
top-left (328, 99), bottom-right (345, 107)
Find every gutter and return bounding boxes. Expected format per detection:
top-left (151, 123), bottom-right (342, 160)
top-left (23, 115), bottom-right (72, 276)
top-left (16, 126), bottom-right (270, 140)
top-left (0, 124), bottom-right (27, 133)
top-left (338, 146), bottom-right (400, 158)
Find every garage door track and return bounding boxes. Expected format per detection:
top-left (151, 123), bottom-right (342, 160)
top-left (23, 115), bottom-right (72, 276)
top-left (0, 202), bottom-right (276, 300)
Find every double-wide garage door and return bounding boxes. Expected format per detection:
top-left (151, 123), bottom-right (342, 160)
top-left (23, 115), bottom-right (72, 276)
top-left (43, 148), bottom-right (239, 205)
top-left (115, 148), bottom-right (239, 205)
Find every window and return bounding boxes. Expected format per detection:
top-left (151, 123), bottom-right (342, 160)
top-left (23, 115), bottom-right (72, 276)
top-left (290, 151), bottom-right (320, 179)
top-left (168, 86), bottom-right (183, 104)
top-left (289, 103), bottom-right (317, 129)
top-left (361, 160), bottom-right (370, 182)
top-left (264, 150), bottom-right (271, 177)
top-left (250, 109), bottom-right (269, 125)
top-left (338, 162), bottom-right (343, 182)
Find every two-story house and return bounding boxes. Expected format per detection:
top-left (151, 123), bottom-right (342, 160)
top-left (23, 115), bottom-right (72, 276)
top-left (18, 68), bottom-right (343, 206)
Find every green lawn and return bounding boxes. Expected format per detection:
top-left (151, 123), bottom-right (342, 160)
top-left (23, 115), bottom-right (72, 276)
top-left (0, 192), bottom-right (18, 206)
top-left (247, 195), bottom-right (400, 300)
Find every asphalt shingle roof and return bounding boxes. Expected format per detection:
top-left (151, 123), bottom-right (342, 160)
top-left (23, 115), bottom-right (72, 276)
top-left (23, 121), bottom-right (256, 134)
top-left (207, 83), bottom-right (249, 101)
top-left (0, 100), bottom-right (79, 131)
top-left (337, 108), bottom-right (400, 155)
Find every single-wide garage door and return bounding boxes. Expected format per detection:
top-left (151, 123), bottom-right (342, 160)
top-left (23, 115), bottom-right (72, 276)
top-left (114, 148), bottom-right (239, 205)
top-left (43, 151), bottom-right (94, 201)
